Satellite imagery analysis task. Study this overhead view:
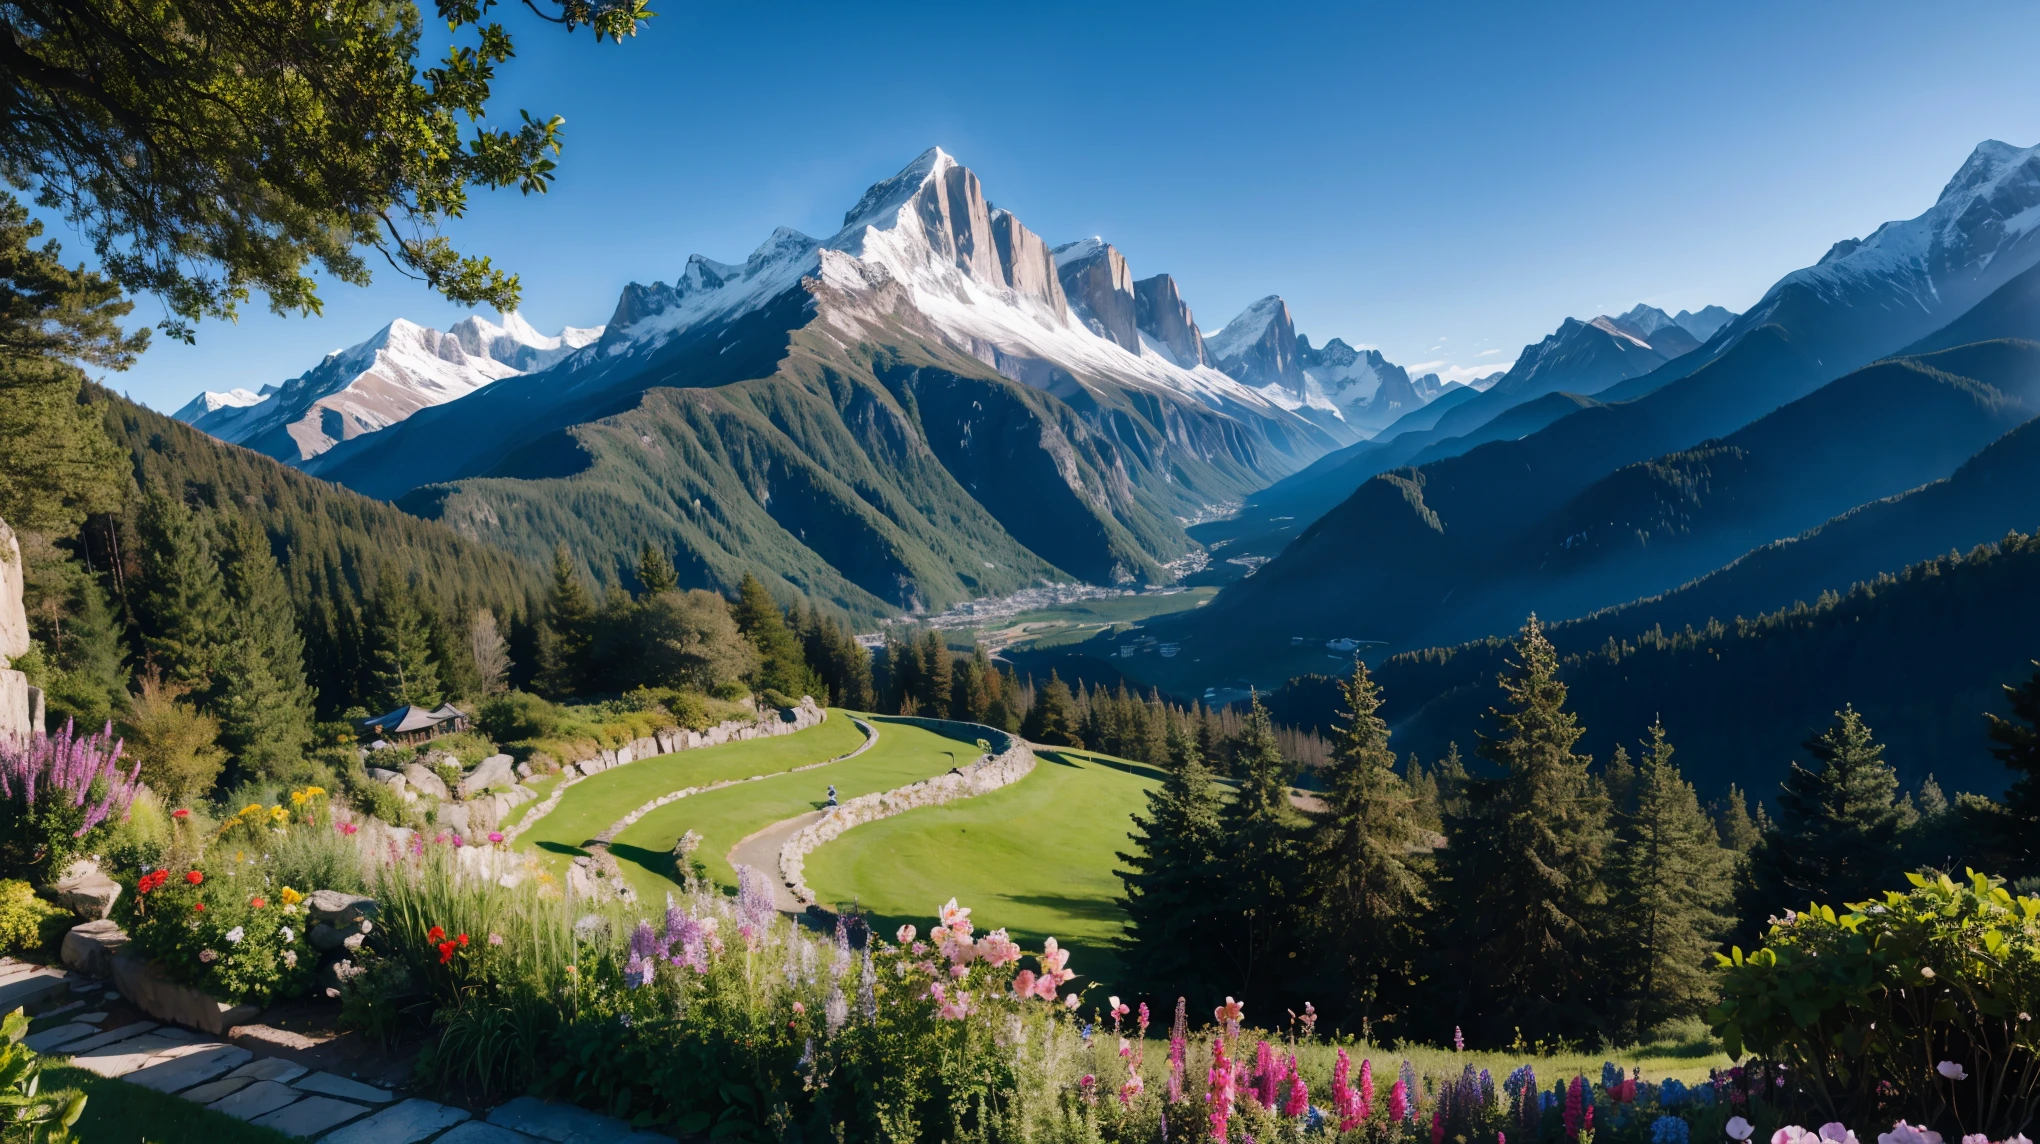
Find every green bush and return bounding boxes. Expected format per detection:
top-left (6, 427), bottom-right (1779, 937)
top-left (99, 789), bottom-right (172, 882)
top-left (476, 692), bottom-right (562, 743)
top-left (756, 688), bottom-right (794, 711)
top-left (0, 881), bottom-right (71, 956)
top-left (265, 823), bottom-right (367, 895)
top-left (346, 778), bottom-right (409, 828)
top-left (364, 745), bottom-right (416, 772)
top-left (1712, 869), bottom-right (2040, 1134)
top-left (116, 856), bottom-right (316, 1005)
top-left (430, 732), bottom-right (498, 767)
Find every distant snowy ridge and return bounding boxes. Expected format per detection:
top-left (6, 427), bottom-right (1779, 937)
top-left (174, 312), bottom-right (602, 463)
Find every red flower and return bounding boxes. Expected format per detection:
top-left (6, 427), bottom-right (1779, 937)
top-left (193, 902), bottom-right (206, 912)
top-left (249, 897), bottom-right (266, 909)
top-left (437, 941), bottom-right (456, 965)
top-left (456, 933), bottom-right (468, 947)
top-left (185, 870), bottom-right (204, 886)
top-left (171, 808), bottom-right (191, 820)
top-left (136, 870), bottom-right (170, 894)
top-left (427, 926), bottom-right (445, 942)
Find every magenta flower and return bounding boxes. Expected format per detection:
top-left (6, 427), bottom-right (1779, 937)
top-left (1284, 1061), bottom-right (1309, 1118)
top-left (1389, 1077), bottom-right (1409, 1124)
top-left (1208, 1040), bottom-right (1237, 1143)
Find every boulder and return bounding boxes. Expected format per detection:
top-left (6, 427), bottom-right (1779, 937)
top-left (400, 763), bottom-right (449, 800)
top-left (439, 802), bottom-right (471, 837)
top-left (307, 923), bottom-right (366, 954)
top-left (0, 519), bottom-right (26, 665)
top-left (515, 761), bottom-right (533, 780)
top-left (366, 767), bottom-right (407, 789)
top-left (304, 890), bottom-right (377, 928)
top-left (50, 859), bottom-right (121, 920)
top-left (111, 950), bottom-right (261, 1035)
top-left (458, 754), bottom-right (514, 799)
top-left (61, 919), bottom-right (127, 977)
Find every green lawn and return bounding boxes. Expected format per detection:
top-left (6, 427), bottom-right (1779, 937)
top-left (802, 747), bottom-right (1161, 991)
top-left (514, 712), bottom-right (867, 861)
top-left (48, 1064), bottom-right (290, 1143)
top-left (605, 718), bottom-right (983, 903)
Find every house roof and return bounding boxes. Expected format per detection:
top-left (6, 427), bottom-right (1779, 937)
top-left (361, 704), bottom-right (466, 734)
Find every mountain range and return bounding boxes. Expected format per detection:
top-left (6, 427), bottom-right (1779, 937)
top-left (173, 149), bottom-right (1486, 620)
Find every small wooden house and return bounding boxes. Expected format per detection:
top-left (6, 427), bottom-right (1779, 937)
top-left (361, 703), bottom-right (469, 745)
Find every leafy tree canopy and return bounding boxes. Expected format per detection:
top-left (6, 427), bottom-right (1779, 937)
top-left (0, 0), bottom-right (653, 336)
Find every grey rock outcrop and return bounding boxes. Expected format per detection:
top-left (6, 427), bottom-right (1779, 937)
top-left (0, 518), bottom-right (42, 742)
top-left (457, 754), bottom-right (514, 799)
top-left (304, 890), bottom-right (377, 928)
top-left (400, 763), bottom-right (449, 800)
top-left (51, 859), bottom-right (121, 920)
top-left (1134, 273), bottom-right (1208, 367)
top-left (62, 918), bottom-right (127, 977)
top-left (112, 950), bottom-right (262, 1035)
top-left (1208, 295), bottom-right (1304, 393)
top-left (1053, 239), bottom-right (1139, 351)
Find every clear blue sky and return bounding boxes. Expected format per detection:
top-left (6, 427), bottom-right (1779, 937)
top-left (100, 0), bottom-right (2040, 411)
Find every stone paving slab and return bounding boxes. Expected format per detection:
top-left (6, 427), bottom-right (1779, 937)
top-left (439, 1123), bottom-right (544, 1144)
top-left (322, 1097), bottom-right (471, 1144)
top-left (292, 1070), bottom-right (394, 1103)
top-left (127, 1044), bottom-right (252, 1093)
top-left (70, 1032), bottom-right (201, 1076)
top-left (49, 1020), bottom-right (155, 1055)
top-left (178, 1074), bottom-right (254, 1104)
top-left (0, 968), bottom-right (71, 1014)
top-left (23, 1023), bottom-right (95, 1052)
top-left (251, 1094), bottom-right (371, 1137)
top-left (225, 1056), bottom-right (307, 1084)
top-left (208, 1079), bottom-right (306, 1121)
top-left (487, 1095), bottom-right (676, 1143)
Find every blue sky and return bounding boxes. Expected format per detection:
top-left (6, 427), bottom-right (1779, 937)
top-left (99, 0), bottom-right (2040, 412)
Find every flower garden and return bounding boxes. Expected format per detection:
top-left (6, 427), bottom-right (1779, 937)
top-left (0, 707), bottom-right (2035, 1144)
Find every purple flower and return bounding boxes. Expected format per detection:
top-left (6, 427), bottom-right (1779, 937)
top-left (0, 721), bottom-right (142, 837)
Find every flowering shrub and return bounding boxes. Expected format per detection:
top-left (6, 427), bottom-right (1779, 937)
top-left (0, 880), bottom-right (69, 955)
top-left (0, 720), bottom-right (141, 880)
top-left (215, 786), bottom-right (329, 847)
top-left (1713, 871), bottom-right (2040, 1135)
top-left (114, 855), bottom-right (313, 1004)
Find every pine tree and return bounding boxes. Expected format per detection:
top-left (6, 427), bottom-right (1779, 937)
top-left (534, 546), bottom-right (593, 698)
top-left (132, 490), bottom-right (231, 693)
top-left (1749, 706), bottom-right (1912, 920)
top-left (733, 572), bottom-right (816, 700)
top-left (1116, 718), bottom-right (1228, 1007)
top-left (1605, 721), bottom-right (1734, 1038)
top-left (1306, 661), bottom-right (1429, 1020)
top-left (1215, 692), bottom-right (1304, 1008)
top-left (1984, 663), bottom-right (2040, 875)
top-left (918, 630), bottom-right (952, 719)
top-left (364, 571), bottom-right (444, 712)
top-left (1451, 615), bottom-right (1612, 1042)
top-left (1024, 671), bottom-right (1082, 746)
top-left (1717, 785), bottom-right (1762, 857)
top-left (211, 511), bottom-right (315, 780)
top-left (20, 541), bottom-right (125, 727)
top-left (636, 542), bottom-right (679, 596)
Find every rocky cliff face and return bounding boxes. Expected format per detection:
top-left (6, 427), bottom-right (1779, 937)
top-left (1053, 239), bottom-right (1139, 351)
top-left (0, 518), bottom-right (42, 742)
top-left (1134, 274), bottom-right (1207, 366)
top-left (1207, 295), bottom-right (1304, 392)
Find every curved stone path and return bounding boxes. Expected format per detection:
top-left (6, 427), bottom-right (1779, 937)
top-left (727, 811), bottom-right (828, 914)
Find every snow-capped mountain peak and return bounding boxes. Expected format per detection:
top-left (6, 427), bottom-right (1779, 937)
top-left (174, 311), bottom-right (605, 462)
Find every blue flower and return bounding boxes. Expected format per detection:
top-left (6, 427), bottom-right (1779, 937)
top-left (1650, 1116), bottom-right (1690, 1144)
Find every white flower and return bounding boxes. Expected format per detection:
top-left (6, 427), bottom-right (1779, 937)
top-left (1878, 1122), bottom-right (1944, 1144)
top-left (282, 950), bottom-right (297, 968)
top-left (1063, 993), bottom-right (1080, 1010)
top-left (1776, 1127), bottom-right (1816, 1144)
top-left (279, 927), bottom-right (295, 943)
top-left (1728, 1117), bottom-right (1756, 1142)
top-left (1937, 1061), bottom-right (1968, 1080)
top-left (224, 926), bottom-right (246, 945)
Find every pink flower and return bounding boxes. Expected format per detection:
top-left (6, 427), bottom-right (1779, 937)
top-left (488, 831), bottom-right (505, 845)
top-left (896, 924), bottom-right (917, 944)
top-left (1389, 1077), bottom-right (1408, 1123)
top-left (1064, 992), bottom-right (1080, 1009)
top-left (1821, 1126), bottom-right (1860, 1144)
top-left (1108, 995), bottom-right (1130, 1028)
top-left (938, 898), bottom-right (972, 932)
top-left (1119, 1073), bottom-right (1144, 1108)
top-left (1215, 996), bottom-right (1244, 1026)
top-left (938, 991), bottom-right (971, 1021)
top-left (1775, 1128), bottom-right (1818, 1144)
top-left (1040, 936), bottom-right (1074, 984)
top-left (1208, 1040), bottom-right (1237, 1143)
top-left (1878, 1124), bottom-right (1944, 1144)
top-left (1011, 969), bottom-right (1038, 998)
top-left (1284, 1064), bottom-right (1309, 1117)
top-left (976, 928), bottom-right (1021, 968)
top-left (949, 964), bottom-right (968, 978)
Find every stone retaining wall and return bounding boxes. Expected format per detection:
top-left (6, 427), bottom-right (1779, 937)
top-left (778, 719), bottom-right (1034, 906)
top-left (502, 698), bottom-right (826, 845)
top-left (590, 717), bottom-right (877, 846)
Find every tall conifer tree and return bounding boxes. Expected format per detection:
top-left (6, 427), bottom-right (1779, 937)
top-left (1451, 615), bottom-right (1612, 1042)
top-left (364, 571), bottom-right (443, 711)
top-left (1307, 661), bottom-right (1429, 1020)
top-left (1748, 706), bottom-right (1910, 918)
top-left (534, 546), bottom-right (593, 698)
top-left (211, 511), bottom-right (315, 779)
top-left (636, 542), bottom-right (679, 596)
top-left (1215, 692), bottom-right (1304, 1008)
top-left (133, 490), bottom-right (229, 692)
top-left (733, 572), bottom-right (816, 700)
top-left (1116, 719), bottom-right (1227, 1006)
top-left (1606, 721), bottom-right (1734, 1037)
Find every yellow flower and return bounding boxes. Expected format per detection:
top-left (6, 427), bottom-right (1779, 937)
top-left (240, 803), bottom-right (263, 818)
top-left (290, 791), bottom-right (308, 806)
top-left (304, 786), bottom-right (327, 798)
top-left (279, 887), bottom-right (303, 906)
top-left (269, 806), bottom-right (289, 823)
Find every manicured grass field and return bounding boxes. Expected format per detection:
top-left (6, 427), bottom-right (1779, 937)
top-left (802, 747), bottom-right (1161, 990)
top-left (514, 711), bottom-right (867, 862)
top-left (605, 718), bottom-right (984, 902)
top-left (47, 1064), bottom-right (290, 1143)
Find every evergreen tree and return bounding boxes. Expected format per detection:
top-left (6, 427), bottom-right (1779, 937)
top-left (364, 571), bottom-right (444, 711)
top-left (1116, 719), bottom-right (1227, 1006)
top-left (1214, 692), bottom-right (1304, 1008)
top-left (1306, 661), bottom-right (1429, 1021)
top-left (636, 542), bottom-right (679, 596)
top-left (918, 630), bottom-right (952, 719)
top-left (19, 540), bottom-right (125, 727)
top-left (953, 646), bottom-right (993, 724)
top-left (733, 572), bottom-right (816, 700)
top-left (1450, 615), bottom-right (1612, 1042)
top-left (1023, 671), bottom-right (1082, 746)
top-left (1605, 721), bottom-right (1735, 1038)
top-left (210, 511), bottom-right (315, 780)
top-left (534, 546), bottom-right (593, 698)
top-left (1717, 785), bottom-right (1763, 857)
top-left (1748, 706), bottom-right (1912, 921)
top-left (1984, 663), bottom-right (2040, 875)
top-left (132, 490), bottom-right (231, 693)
